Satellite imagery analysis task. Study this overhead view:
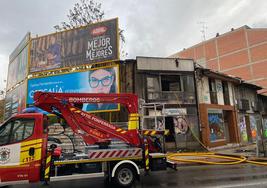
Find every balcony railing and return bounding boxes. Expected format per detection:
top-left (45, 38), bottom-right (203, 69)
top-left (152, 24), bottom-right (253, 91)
top-left (147, 91), bottom-right (196, 104)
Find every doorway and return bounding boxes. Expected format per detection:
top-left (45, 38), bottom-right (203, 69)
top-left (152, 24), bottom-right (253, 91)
top-left (164, 117), bottom-right (176, 150)
top-left (165, 117), bottom-right (175, 142)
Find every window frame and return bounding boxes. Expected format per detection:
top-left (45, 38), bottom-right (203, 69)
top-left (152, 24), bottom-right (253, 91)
top-left (0, 121), bottom-right (13, 146)
top-left (222, 81), bottom-right (230, 105)
top-left (146, 76), bottom-right (161, 93)
top-left (181, 75), bottom-right (195, 93)
top-left (160, 74), bottom-right (182, 92)
top-left (208, 78), bottom-right (218, 104)
top-left (0, 118), bottom-right (35, 146)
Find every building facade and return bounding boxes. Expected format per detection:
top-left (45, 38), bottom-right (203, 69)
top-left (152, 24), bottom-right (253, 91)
top-left (170, 26), bottom-right (267, 94)
top-left (119, 59), bottom-right (266, 149)
top-left (234, 82), bottom-right (262, 145)
top-left (195, 67), bottom-right (240, 147)
top-left (259, 94), bottom-right (267, 135)
top-left (258, 94), bottom-right (267, 155)
top-left (135, 57), bottom-right (199, 150)
top-left (115, 57), bottom-right (200, 151)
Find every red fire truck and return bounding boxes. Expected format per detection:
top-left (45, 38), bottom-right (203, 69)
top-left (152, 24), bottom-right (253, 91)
top-left (0, 92), bottom-right (172, 187)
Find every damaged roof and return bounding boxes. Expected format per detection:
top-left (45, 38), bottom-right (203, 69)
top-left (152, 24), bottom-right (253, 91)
top-left (195, 66), bottom-right (262, 90)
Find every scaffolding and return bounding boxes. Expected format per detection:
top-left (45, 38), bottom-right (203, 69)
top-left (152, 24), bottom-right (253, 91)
top-left (140, 102), bottom-right (167, 131)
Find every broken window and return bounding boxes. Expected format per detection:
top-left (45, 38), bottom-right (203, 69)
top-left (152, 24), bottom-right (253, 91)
top-left (161, 75), bottom-right (181, 91)
top-left (147, 76), bottom-right (160, 100)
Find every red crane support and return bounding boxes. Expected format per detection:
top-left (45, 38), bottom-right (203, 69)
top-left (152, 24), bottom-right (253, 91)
top-left (33, 92), bottom-right (141, 147)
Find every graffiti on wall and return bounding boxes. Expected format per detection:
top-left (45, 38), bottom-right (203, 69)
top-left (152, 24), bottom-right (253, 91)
top-left (208, 111), bottom-right (225, 142)
top-left (173, 116), bottom-right (188, 134)
top-left (263, 118), bottom-right (267, 138)
top-left (249, 115), bottom-right (257, 142)
top-left (216, 81), bottom-right (223, 92)
top-left (239, 115), bottom-right (248, 143)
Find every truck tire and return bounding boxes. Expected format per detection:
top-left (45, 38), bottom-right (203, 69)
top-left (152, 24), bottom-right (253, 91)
top-left (113, 164), bottom-right (136, 187)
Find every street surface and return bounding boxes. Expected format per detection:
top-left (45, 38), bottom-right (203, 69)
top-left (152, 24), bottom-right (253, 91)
top-left (7, 164), bottom-right (267, 188)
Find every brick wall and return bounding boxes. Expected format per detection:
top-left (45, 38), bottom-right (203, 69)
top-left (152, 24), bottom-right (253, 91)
top-left (172, 26), bottom-right (267, 93)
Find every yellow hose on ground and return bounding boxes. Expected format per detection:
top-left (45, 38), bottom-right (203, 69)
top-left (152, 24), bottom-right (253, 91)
top-left (167, 152), bottom-right (247, 165)
top-left (167, 152), bottom-right (267, 166)
top-left (168, 113), bottom-right (267, 166)
top-left (246, 159), bottom-right (267, 165)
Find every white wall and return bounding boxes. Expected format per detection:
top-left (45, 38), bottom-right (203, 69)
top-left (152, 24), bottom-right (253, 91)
top-left (136, 57), bottom-right (194, 71)
top-left (197, 76), bottom-right (210, 104)
top-left (197, 75), bottom-right (234, 106)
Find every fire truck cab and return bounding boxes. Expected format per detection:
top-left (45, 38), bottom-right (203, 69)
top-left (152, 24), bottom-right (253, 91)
top-left (0, 113), bottom-right (48, 184)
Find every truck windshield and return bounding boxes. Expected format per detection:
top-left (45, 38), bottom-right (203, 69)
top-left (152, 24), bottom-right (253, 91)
top-left (0, 119), bottom-right (35, 146)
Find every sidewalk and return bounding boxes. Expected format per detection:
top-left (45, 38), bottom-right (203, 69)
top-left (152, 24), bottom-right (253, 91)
top-left (208, 143), bottom-right (257, 157)
top-left (167, 143), bottom-right (263, 166)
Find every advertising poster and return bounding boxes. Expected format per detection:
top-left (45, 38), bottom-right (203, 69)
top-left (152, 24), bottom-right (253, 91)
top-left (27, 66), bottom-right (119, 112)
top-left (29, 18), bottom-right (119, 73)
top-left (4, 81), bottom-right (27, 120)
top-left (7, 33), bottom-right (30, 90)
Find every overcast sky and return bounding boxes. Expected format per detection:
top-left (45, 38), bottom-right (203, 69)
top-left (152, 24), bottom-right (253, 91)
top-left (0, 0), bottom-right (267, 91)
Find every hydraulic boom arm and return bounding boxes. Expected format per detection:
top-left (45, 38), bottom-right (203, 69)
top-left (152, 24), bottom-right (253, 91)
top-left (33, 92), bottom-right (141, 146)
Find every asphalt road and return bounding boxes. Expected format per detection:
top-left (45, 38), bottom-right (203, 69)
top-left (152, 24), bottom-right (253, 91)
top-left (6, 164), bottom-right (267, 188)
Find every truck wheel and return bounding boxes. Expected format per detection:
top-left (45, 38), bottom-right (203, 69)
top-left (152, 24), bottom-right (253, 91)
top-left (114, 164), bottom-right (136, 187)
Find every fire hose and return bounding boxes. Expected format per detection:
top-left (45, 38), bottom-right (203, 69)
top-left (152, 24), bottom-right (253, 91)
top-left (167, 152), bottom-right (267, 165)
top-left (167, 152), bottom-right (247, 165)
top-left (166, 119), bottom-right (267, 166)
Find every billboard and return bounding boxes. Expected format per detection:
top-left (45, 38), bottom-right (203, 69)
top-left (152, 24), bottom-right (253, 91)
top-left (27, 65), bottom-right (119, 112)
top-left (7, 33), bottom-right (30, 90)
top-left (4, 81), bottom-right (27, 119)
top-left (29, 18), bottom-right (119, 73)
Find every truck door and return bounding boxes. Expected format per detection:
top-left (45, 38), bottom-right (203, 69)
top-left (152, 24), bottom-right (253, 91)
top-left (0, 115), bottom-right (44, 185)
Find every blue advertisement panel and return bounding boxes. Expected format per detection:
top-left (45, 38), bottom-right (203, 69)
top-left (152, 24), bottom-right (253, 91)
top-left (27, 66), bottom-right (119, 112)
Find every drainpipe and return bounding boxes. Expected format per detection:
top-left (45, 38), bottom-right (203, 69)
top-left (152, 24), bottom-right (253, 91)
top-left (193, 63), bottom-right (202, 143)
